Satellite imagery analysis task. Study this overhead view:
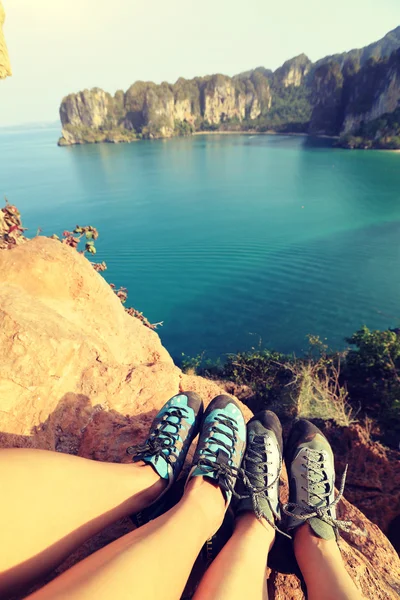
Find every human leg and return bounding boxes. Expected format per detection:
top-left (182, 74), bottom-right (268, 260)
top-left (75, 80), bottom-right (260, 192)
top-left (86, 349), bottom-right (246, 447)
top-left (27, 395), bottom-right (247, 600)
top-left (0, 449), bottom-right (163, 594)
top-left (0, 391), bottom-right (203, 596)
top-left (194, 513), bottom-right (274, 600)
top-left (194, 410), bottom-right (283, 600)
top-left (294, 524), bottom-right (363, 600)
top-left (27, 477), bottom-right (225, 600)
top-left (283, 419), bottom-right (363, 600)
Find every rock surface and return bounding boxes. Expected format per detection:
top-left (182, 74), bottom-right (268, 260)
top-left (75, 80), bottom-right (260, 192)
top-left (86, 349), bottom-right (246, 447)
top-left (0, 237), bottom-right (230, 445)
top-left (318, 421), bottom-right (400, 538)
top-left (267, 489), bottom-right (400, 600)
top-left (0, 1), bottom-right (11, 79)
top-left (0, 237), bottom-right (399, 599)
top-left (274, 54), bottom-right (312, 88)
top-left (342, 49), bottom-right (400, 133)
top-left (309, 60), bottom-right (344, 134)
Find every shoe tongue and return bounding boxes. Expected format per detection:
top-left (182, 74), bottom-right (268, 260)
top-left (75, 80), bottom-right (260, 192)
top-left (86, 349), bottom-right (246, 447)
top-left (204, 417), bottom-right (234, 459)
top-left (250, 421), bottom-right (267, 435)
top-left (246, 435), bottom-right (267, 481)
top-left (252, 434), bottom-right (266, 445)
top-left (308, 453), bottom-right (330, 507)
top-left (158, 414), bottom-right (180, 439)
top-left (155, 414), bottom-right (181, 454)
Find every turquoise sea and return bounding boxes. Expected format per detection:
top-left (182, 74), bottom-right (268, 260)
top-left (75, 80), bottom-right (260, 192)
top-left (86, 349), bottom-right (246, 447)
top-left (1, 125), bottom-right (400, 362)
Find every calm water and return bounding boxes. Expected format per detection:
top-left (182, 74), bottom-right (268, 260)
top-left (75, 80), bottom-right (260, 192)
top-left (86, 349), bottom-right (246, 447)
top-left (1, 126), bottom-right (400, 362)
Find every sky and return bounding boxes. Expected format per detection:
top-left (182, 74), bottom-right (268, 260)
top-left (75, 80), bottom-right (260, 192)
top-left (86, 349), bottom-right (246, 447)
top-left (1, 0), bottom-right (400, 127)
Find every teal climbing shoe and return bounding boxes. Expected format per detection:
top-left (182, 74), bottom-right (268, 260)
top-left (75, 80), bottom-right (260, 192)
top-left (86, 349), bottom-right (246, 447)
top-left (187, 395), bottom-right (246, 505)
top-left (127, 392), bottom-right (203, 492)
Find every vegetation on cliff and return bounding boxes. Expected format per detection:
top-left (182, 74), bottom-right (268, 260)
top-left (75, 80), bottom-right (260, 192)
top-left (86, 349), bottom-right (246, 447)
top-left (182, 327), bottom-right (400, 448)
top-left (338, 107), bottom-right (400, 149)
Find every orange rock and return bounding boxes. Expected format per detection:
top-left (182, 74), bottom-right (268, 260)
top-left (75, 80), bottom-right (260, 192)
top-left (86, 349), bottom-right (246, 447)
top-left (316, 421), bottom-right (400, 536)
top-left (0, 237), bottom-right (398, 599)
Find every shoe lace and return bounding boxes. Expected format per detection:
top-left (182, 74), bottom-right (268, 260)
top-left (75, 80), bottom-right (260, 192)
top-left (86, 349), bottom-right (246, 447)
top-left (239, 435), bottom-right (291, 539)
top-left (126, 406), bottom-right (189, 466)
top-left (196, 414), bottom-right (240, 497)
top-left (282, 450), bottom-right (352, 534)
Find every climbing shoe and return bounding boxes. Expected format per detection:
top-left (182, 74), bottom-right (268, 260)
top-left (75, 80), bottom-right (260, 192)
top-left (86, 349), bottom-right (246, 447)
top-left (235, 410), bottom-right (284, 531)
top-left (282, 419), bottom-right (351, 541)
top-left (127, 391), bottom-right (204, 493)
top-left (187, 395), bottom-right (246, 505)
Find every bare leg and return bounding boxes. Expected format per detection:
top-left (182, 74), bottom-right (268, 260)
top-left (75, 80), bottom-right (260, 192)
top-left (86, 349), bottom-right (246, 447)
top-left (294, 524), bottom-right (363, 600)
top-left (27, 477), bottom-right (226, 600)
top-left (0, 448), bottom-right (165, 595)
top-left (194, 513), bottom-right (274, 600)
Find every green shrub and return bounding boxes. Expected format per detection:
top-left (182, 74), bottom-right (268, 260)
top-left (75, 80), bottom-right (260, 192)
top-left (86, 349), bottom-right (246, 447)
top-left (338, 107), bottom-right (400, 150)
top-left (174, 120), bottom-right (195, 136)
top-left (343, 326), bottom-right (400, 443)
top-left (180, 326), bottom-right (400, 446)
top-left (198, 120), bottom-right (220, 132)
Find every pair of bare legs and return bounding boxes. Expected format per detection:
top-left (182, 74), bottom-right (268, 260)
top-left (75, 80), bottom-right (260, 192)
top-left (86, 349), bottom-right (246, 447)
top-left (0, 448), bottom-right (362, 600)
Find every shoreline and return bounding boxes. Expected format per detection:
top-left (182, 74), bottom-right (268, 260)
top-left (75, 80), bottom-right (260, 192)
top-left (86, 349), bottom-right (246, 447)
top-left (193, 130), bottom-right (338, 140)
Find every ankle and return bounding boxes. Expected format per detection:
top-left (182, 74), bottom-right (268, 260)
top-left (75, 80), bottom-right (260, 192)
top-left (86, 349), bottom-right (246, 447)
top-left (131, 461), bottom-right (167, 502)
top-left (184, 476), bottom-right (226, 537)
top-left (235, 511), bottom-right (276, 546)
top-left (293, 523), bottom-right (338, 556)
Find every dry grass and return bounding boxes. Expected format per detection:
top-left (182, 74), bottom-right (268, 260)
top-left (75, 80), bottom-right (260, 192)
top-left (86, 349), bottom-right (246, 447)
top-left (288, 360), bottom-right (357, 427)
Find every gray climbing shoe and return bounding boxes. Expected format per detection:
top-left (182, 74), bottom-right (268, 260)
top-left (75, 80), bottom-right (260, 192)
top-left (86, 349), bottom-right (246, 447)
top-left (236, 411), bottom-right (284, 531)
top-left (282, 419), bottom-right (350, 541)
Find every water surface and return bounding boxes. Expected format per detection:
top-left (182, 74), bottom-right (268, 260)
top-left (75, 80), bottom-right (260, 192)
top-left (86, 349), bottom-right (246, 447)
top-left (1, 127), bottom-right (400, 361)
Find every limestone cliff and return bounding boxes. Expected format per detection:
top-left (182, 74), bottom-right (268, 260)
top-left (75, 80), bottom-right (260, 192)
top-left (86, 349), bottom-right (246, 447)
top-left (342, 49), bottom-right (400, 133)
top-left (59, 72), bottom-right (269, 144)
top-left (308, 61), bottom-right (344, 134)
top-left (274, 54), bottom-right (312, 88)
top-left (203, 74), bottom-right (244, 124)
top-left (0, 238), bottom-right (399, 598)
top-left (58, 26), bottom-right (400, 145)
top-left (0, 1), bottom-right (11, 79)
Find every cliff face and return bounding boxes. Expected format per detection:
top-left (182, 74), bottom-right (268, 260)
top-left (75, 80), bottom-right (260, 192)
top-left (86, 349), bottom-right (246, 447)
top-left (59, 72), bottom-right (270, 144)
top-left (0, 238), bottom-right (399, 598)
top-left (342, 49), bottom-right (400, 133)
top-left (203, 75), bottom-right (244, 124)
top-left (58, 26), bottom-right (400, 145)
top-left (274, 54), bottom-right (312, 88)
top-left (308, 61), bottom-right (344, 134)
top-left (0, 1), bottom-right (11, 79)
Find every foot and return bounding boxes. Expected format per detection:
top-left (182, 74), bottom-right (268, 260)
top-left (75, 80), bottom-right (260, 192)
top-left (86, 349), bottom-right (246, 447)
top-left (235, 410), bottom-right (283, 531)
top-left (187, 395), bottom-right (246, 507)
top-left (127, 391), bottom-right (204, 496)
top-left (283, 418), bottom-right (351, 541)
